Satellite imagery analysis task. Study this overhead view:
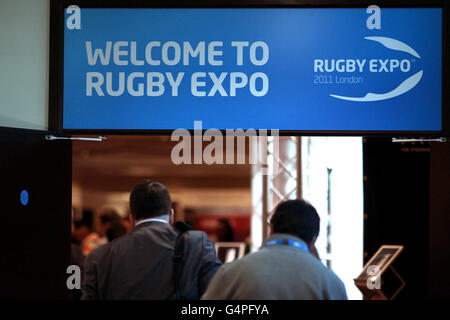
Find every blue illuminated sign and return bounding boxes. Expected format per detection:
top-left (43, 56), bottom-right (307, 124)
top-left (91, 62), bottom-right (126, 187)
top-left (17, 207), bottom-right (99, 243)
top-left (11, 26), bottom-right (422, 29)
top-left (20, 190), bottom-right (29, 206)
top-left (63, 8), bottom-right (442, 131)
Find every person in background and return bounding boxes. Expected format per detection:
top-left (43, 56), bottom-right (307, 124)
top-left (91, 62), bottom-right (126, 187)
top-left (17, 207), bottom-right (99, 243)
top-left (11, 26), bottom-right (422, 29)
top-left (81, 209), bottom-right (121, 256)
top-left (121, 215), bottom-right (132, 234)
top-left (106, 221), bottom-right (127, 242)
top-left (217, 218), bottom-right (234, 242)
top-left (82, 181), bottom-right (222, 300)
top-left (201, 200), bottom-right (348, 300)
top-left (72, 220), bottom-right (91, 246)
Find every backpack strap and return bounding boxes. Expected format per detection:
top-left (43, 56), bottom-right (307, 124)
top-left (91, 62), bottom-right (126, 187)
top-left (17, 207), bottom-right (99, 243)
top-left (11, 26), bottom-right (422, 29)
top-left (173, 221), bottom-right (195, 300)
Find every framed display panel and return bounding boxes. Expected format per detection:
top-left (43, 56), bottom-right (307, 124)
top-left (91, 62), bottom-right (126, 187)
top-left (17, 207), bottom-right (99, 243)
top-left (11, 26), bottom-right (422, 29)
top-left (354, 245), bottom-right (405, 299)
top-left (215, 242), bottom-right (246, 263)
top-left (49, 1), bottom-right (449, 136)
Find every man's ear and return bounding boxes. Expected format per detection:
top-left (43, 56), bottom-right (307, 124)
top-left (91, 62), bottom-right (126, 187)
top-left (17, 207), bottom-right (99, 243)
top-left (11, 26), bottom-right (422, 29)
top-left (307, 236), bottom-right (318, 254)
top-left (130, 214), bottom-right (136, 229)
top-left (169, 209), bottom-right (175, 225)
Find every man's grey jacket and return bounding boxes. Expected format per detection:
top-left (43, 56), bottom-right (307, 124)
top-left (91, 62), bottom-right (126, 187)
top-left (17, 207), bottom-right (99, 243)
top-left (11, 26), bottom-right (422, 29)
top-left (201, 233), bottom-right (348, 300)
top-left (81, 220), bottom-right (221, 300)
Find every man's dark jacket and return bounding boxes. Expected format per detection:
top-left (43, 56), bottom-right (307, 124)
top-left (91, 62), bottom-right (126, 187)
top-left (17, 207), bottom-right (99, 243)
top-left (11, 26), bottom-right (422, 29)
top-left (81, 221), bottom-right (221, 299)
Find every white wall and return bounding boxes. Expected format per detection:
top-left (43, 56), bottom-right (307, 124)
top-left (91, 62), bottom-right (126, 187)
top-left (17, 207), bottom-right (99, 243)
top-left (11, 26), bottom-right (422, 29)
top-left (0, 0), bottom-right (49, 130)
top-left (302, 137), bottom-right (364, 300)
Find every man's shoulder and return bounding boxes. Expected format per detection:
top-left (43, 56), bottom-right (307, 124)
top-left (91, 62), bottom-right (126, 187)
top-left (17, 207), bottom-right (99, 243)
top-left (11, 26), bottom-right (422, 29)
top-left (87, 231), bottom-right (134, 260)
top-left (215, 249), bottom-right (259, 275)
top-left (86, 240), bottom-right (112, 263)
top-left (173, 222), bottom-right (207, 244)
top-left (183, 229), bottom-right (206, 240)
top-left (290, 250), bottom-right (347, 296)
top-left (180, 229), bottom-right (210, 251)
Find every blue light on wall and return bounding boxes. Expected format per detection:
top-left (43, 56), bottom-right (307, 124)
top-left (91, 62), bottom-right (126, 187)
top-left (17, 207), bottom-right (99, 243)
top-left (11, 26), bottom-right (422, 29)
top-left (20, 190), bottom-right (29, 206)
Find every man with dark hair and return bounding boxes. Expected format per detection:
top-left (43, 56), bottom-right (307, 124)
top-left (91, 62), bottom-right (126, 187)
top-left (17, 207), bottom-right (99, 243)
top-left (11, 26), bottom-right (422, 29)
top-left (201, 200), bottom-right (347, 300)
top-left (82, 181), bottom-right (221, 300)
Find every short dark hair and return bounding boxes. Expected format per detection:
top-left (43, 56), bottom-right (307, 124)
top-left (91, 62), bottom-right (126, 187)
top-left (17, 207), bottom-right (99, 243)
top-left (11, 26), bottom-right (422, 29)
top-left (270, 200), bottom-right (320, 242)
top-left (99, 209), bottom-right (121, 225)
top-left (130, 181), bottom-right (172, 220)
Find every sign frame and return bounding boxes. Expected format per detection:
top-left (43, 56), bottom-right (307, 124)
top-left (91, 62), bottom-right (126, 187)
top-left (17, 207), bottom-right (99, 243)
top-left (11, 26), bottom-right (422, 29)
top-left (354, 245), bottom-right (405, 299)
top-left (49, 0), bottom-right (449, 136)
top-left (215, 242), bottom-right (247, 263)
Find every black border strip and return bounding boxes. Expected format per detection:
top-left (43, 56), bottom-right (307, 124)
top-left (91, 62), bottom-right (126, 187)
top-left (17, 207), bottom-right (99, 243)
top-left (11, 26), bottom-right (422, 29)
top-left (49, 0), bottom-right (449, 136)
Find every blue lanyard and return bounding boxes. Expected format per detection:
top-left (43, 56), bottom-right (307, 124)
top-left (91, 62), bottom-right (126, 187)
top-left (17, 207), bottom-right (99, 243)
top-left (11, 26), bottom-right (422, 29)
top-left (263, 239), bottom-right (309, 253)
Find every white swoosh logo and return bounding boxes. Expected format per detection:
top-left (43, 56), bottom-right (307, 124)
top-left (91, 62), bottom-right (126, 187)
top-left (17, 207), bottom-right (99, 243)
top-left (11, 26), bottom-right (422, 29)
top-left (364, 36), bottom-right (420, 58)
top-left (330, 36), bottom-right (422, 102)
top-left (330, 70), bottom-right (422, 102)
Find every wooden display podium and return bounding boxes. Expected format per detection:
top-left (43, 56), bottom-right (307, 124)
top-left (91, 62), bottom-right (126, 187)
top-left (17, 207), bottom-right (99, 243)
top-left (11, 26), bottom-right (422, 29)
top-left (354, 245), bottom-right (406, 300)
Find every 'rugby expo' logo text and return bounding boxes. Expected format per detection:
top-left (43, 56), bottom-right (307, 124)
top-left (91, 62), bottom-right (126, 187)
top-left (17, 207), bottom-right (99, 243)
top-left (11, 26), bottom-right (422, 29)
top-left (314, 7), bottom-right (423, 103)
top-left (318, 37), bottom-right (422, 102)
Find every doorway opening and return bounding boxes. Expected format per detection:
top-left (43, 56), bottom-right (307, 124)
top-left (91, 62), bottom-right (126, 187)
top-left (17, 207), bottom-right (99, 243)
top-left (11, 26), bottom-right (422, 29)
top-left (70, 134), bottom-right (363, 299)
